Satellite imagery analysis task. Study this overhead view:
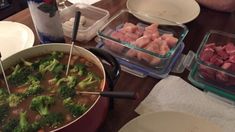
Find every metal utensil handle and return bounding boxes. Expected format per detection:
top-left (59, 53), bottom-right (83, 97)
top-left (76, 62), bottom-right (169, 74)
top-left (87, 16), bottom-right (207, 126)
top-left (100, 91), bottom-right (136, 99)
top-left (66, 11), bottom-right (81, 76)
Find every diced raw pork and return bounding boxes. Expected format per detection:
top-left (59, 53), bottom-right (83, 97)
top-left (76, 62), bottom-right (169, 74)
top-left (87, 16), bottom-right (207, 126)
top-left (145, 23), bottom-right (158, 33)
top-left (122, 22), bottom-right (138, 33)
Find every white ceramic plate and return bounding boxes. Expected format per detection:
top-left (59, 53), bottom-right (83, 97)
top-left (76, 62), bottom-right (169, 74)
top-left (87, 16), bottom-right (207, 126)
top-left (119, 111), bottom-right (223, 132)
top-left (127, 0), bottom-right (200, 24)
top-left (0, 21), bottom-right (34, 60)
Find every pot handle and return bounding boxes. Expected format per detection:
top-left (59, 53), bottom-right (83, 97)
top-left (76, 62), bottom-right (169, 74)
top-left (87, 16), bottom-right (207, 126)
top-left (88, 48), bottom-right (120, 89)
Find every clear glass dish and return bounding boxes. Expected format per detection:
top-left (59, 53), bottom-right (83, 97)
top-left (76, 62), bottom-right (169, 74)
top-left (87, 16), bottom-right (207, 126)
top-left (60, 3), bottom-right (110, 42)
top-left (189, 30), bottom-right (235, 101)
top-left (97, 10), bottom-right (188, 70)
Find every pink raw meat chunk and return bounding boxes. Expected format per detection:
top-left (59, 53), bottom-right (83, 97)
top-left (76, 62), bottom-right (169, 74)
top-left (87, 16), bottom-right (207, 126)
top-left (132, 36), bottom-right (151, 48)
top-left (161, 34), bottom-right (178, 48)
top-left (104, 31), bottom-right (125, 52)
top-left (216, 47), bottom-right (229, 60)
top-left (209, 55), bottom-right (223, 66)
top-left (199, 65), bottom-right (216, 80)
top-left (200, 47), bottom-right (215, 62)
top-left (229, 55), bottom-right (235, 63)
top-left (126, 49), bottom-right (138, 58)
top-left (216, 72), bottom-right (229, 82)
top-left (205, 43), bottom-right (216, 49)
top-left (121, 22), bottom-right (138, 33)
top-left (224, 42), bottom-right (235, 55)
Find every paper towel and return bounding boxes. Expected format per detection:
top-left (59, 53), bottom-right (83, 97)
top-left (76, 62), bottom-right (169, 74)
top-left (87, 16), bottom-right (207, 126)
top-left (135, 75), bottom-right (235, 132)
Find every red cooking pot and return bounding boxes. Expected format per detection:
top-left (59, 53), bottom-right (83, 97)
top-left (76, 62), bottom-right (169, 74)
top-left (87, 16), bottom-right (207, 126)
top-left (1, 44), bottom-right (121, 132)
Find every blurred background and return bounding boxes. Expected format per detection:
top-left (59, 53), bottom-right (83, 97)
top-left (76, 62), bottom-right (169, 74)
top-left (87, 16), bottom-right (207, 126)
top-left (0, 0), bottom-right (28, 20)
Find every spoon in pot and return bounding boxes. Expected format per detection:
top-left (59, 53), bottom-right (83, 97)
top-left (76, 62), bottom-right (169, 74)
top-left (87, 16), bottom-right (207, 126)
top-left (66, 11), bottom-right (81, 76)
top-left (0, 52), bottom-right (10, 94)
top-left (77, 91), bottom-right (137, 99)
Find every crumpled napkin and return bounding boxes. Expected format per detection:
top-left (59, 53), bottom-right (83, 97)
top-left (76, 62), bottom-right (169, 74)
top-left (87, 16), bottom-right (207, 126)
top-left (68, 0), bottom-right (100, 5)
top-left (135, 75), bottom-right (235, 132)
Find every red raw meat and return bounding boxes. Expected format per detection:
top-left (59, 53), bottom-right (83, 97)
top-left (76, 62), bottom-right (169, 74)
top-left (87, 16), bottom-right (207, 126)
top-left (216, 72), bottom-right (229, 82)
top-left (200, 47), bottom-right (215, 62)
top-left (216, 47), bottom-right (229, 60)
top-left (224, 42), bottom-right (235, 55)
top-left (199, 65), bottom-right (216, 80)
top-left (205, 43), bottom-right (216, 49)
top-left (229, 55), bottom-right (235, 63)
top-left (209, 55), bottom-right (223, 66)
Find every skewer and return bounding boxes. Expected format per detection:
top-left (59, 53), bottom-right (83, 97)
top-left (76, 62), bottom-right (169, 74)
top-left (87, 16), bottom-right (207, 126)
top-left (0, 52), bottom-right (10, 94)
top-left (66, 11), bottom-right (81, 76)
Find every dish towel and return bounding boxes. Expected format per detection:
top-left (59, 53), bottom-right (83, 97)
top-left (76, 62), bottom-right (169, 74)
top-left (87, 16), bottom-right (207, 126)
top-left (135, 75), bottom-right (235, 132)
top-left (68, 0), bottom-right (100, 5)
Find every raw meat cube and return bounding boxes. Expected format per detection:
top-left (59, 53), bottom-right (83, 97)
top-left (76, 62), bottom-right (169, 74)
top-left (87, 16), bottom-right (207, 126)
top-left (229, 55), bottom-right (235, 63)
top-left (126, 49), bottom-right (138, 58)
top-left (133, 35), bottom-right (151, 48)
top-left (209, 55), bottom-right (223, 66)
top-left (216, 47), bottom-right (229, 60)
top-left (161, 34), bottom-right (178, 48)
top-left (145, 23), bottom-right (158, 33)
top-left (121, 22), bottom-right (138, 33)
top-left (200, 47), bottom-right (215, 62)
top-left (205, 43), bottom-right (216, 49)
top-left (199, 65), bottom-right (216, 80)
top-left (224, 42), bottom-right (235, 55)
top-left (216, 72), bottom-right (229, 82)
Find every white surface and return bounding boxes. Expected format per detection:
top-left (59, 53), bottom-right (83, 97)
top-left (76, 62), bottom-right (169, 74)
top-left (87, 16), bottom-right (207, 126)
top-left (135, 75), bottom-right (235, 132)
top-left (119, 111), bottom-right (223, 132)
top-left (68, 0), bottom-right (100, 5)
top-left (0, 21), bottom-right (34, 60)
top-left (127, 0), bottom-right (200, 24)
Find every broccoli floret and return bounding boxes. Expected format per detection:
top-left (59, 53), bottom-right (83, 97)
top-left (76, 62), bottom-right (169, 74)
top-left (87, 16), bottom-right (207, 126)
top-left (63, 98), bottom-right (87, 117)
top-left (13, 112), bottom-right (32, 132)
top-left (0, 104), bottom-right (9, 125)
top-left (39, 58), bottom-right (60, 75)
top-left (0, 89), bottom-right (9, 105)
top-left (78, 72), bottom-right (101, 90)
top-left (7, 94), bottom-right (24, 107)
top-left (58, 85), bottom-right (76, 99)
top-left (23, 75), bottom-right (43, 97)
top-left (39, 113), bottom-right (64, 128)
top-left (2, 118), bottom-right (19, 132)
top-left (7, 64), bottom-right (31, 86)
top-left (56, 75), bottom-right (78, 88)
top-left (25, 83), bottom-right (43, 97)
top-left (51, 51), bottom-right (64, 60)
top-left (30, 95), bottom-right (54, 116)
top-left (52, 64), bottom-right (64, 76)
top-left (70, 63), bottom-right (87, 76)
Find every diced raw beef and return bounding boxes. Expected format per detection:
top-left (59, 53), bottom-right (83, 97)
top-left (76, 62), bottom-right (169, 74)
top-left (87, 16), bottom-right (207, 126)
top-left (216, 47), bottom-right (229, 60)
top-left (221, 62), bottom-right (232, 70)
top-left (199, 65), bottom-right (215, 80)
top-left (229, 55), bottom-right (235, 63)
top-left (224, 42), bottom-right (235, 55)
top-left (205, 43), bottom-right (216, 49)
top-left (216, 72), bottom-right (229, 82)
top-left (209, 55), bottom-right (223, 66)
top-left (200, 47), bottom-right (215, 62)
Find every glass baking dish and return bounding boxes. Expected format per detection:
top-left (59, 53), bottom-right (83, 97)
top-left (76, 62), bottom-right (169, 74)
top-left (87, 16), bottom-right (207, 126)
top-left (97, 10), bottom-right (188, 71)
top-left (188, 30), bottom-right (235, 101)
top-left (60, 3), bottom-right (110, 42)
